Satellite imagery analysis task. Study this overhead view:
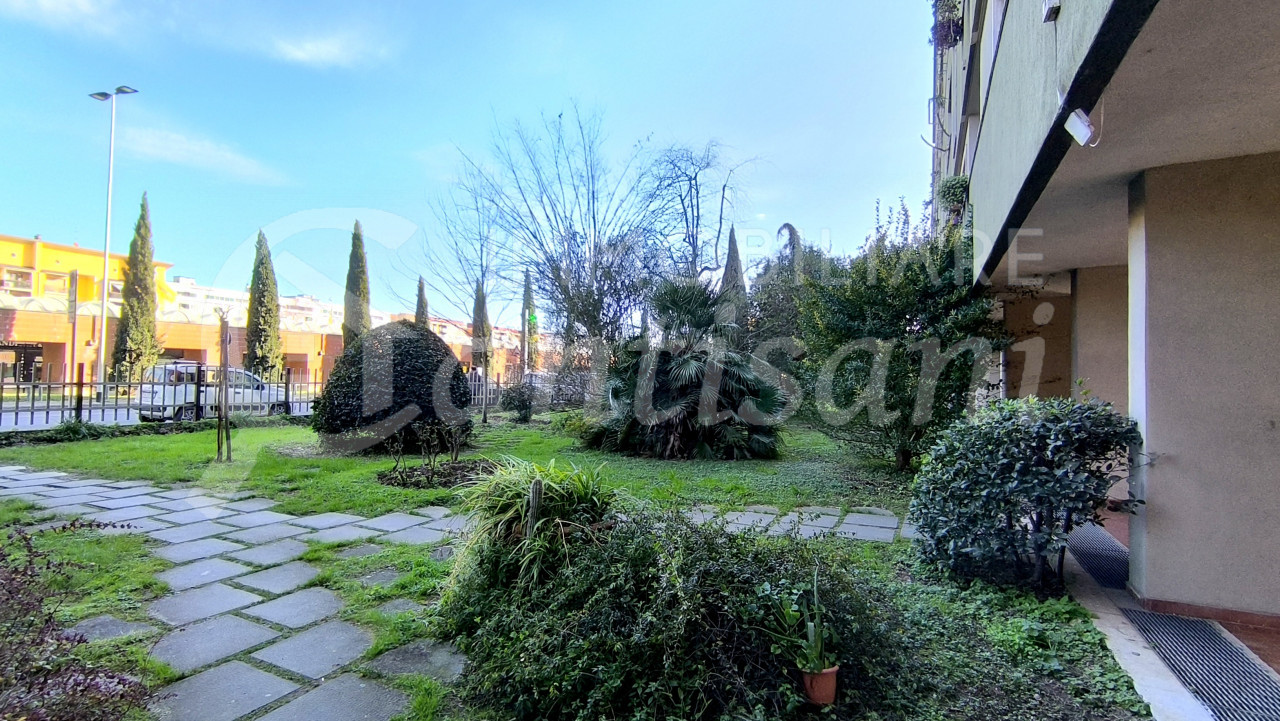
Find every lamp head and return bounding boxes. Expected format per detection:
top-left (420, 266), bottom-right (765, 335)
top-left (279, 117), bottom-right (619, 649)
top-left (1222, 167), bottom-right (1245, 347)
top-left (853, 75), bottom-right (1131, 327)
top-left (114, 86), bottom-right (138, 95)
top-left (89, 92), bottom-right (111, 101)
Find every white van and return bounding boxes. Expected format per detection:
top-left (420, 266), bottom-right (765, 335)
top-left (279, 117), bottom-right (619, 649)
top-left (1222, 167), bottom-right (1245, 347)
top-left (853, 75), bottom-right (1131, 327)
top-left (137, 361), bottom-right (289, 421)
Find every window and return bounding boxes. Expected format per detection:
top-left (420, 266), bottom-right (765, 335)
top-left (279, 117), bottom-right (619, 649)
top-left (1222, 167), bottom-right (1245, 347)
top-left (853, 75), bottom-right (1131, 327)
top-left (1, 268), bottom-right (34, 296)
top-left (108, 280), bottom-right (124, 298)
top-left (44, 272), bottom-right (69, 297)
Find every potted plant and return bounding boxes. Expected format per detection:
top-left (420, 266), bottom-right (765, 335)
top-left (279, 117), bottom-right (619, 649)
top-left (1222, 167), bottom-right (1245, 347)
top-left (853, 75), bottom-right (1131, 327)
top-left (760, 569), bottom-right (840, 705)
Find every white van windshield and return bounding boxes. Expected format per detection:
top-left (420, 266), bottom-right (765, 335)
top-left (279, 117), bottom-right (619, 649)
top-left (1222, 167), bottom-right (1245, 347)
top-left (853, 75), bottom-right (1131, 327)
top-left (146, 366), bottom-right (197, 383)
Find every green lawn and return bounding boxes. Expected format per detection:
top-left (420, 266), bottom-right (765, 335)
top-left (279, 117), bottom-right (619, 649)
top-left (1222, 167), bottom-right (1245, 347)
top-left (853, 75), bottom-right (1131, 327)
top-left (0, 414), bottom-right (915, 516)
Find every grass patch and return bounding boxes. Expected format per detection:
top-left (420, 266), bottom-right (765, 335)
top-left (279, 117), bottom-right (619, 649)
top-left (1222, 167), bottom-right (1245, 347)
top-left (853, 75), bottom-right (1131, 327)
top-left (0, 416), bottom-right (914, 515)
top-left (1, 499), bottom-right (177, 691)
top-left (301, 541), bottom-right (451, 656)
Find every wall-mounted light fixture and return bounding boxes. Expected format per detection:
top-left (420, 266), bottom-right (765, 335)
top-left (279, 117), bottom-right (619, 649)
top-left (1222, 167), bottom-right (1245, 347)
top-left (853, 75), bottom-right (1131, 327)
top-left (1065, 108), bottom-right (1096, 146)
top-left (1044, 0), bottom-right (1062, 22)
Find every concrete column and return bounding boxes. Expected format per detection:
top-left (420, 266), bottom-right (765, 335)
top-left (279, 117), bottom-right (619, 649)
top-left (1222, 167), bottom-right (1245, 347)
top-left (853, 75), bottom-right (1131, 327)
top-left (1127, 153), bottom-right (1280, 618)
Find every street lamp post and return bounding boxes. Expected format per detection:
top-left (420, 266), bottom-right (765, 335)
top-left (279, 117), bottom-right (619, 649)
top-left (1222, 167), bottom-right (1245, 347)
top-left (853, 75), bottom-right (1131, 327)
top-left (89, 85), bottom-right (137, 384)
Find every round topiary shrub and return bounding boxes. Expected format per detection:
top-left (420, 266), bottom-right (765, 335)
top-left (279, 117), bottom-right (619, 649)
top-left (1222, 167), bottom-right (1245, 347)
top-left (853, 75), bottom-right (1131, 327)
top-left (312, 320), bottom-right (471, 452)
top-left (909, 396), bottom-right (1141, 588)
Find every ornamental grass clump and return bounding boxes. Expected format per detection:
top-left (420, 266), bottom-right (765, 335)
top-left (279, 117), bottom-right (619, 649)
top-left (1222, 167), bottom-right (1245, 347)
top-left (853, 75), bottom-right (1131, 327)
top-left (909, 395), bottom-right (1142, 588)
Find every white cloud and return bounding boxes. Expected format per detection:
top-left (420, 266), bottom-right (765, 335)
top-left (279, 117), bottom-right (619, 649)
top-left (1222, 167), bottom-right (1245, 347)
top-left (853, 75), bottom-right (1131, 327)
top-left (120, 127), bottom-right (288, 186)
top-left (0, 0), bottom-right (120, 34)
top-left (270, 31), bottom-right (385, 68)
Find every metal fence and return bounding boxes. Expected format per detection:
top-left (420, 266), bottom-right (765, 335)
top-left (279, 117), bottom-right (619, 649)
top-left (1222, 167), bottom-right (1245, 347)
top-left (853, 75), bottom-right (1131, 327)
top-left (0, 364), bottom-right (325, 431)
top-left (0, 365), bottom-right (561, 431)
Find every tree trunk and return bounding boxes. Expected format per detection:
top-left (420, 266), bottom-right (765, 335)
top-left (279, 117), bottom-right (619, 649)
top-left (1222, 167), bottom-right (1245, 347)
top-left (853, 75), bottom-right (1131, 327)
top-left (894, 448), bottom-right (913, 472)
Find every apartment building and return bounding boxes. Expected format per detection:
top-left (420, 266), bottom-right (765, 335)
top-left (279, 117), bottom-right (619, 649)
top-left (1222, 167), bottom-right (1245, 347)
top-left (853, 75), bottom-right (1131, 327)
top-left (932, 0), bottom-right (1280, 623)
top-left (0, 233), bottom-right (536, 383)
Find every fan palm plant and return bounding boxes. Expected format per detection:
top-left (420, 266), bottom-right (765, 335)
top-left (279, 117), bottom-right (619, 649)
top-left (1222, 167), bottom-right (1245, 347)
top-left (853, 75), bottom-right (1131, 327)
top-left (584, 278), bottom-right (787, 460)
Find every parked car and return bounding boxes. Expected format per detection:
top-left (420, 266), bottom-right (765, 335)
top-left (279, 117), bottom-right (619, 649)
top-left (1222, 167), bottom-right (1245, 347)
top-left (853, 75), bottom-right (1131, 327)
top-left (137, 361), bottom-right (289, 421)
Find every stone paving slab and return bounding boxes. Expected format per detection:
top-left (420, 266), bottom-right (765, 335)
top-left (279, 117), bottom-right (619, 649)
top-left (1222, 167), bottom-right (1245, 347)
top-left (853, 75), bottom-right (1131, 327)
top-left (229, 539), bottom-right (308, 566)
top-left (100, 517), bottom-right (174, 535)
top-left (102, 480), bottom-right (152, 489)
top-left (31, 494), bottom-right (104, 508)
top-left (256, 673), bottom-right (406, 721)
top-left (151, 615), bottom-right (280, 674)
top-left (224, 523), bottom-right (307, 544)
top-left (832, 523), bottom-right (897, 542)
top-left (899, 522), bottom-right (921, 540)
top-left (88, 505), bottom-right (165, 523)
top-left (154, 488), bottom-right (204, 500)
top-left (151, 521), bottom-right (236, 544)
top-left (88, 495), bottom-right (168, 509)
top-left (150, 583), bottom-right (264, 626)
top-left (155, 538), bottom-right (246, 564)
top-left (356, 512), bottom-right (427, 532)
top-left (39, 485), bottom-right (113, 497)
top-left (292, 512), bottom-right (367, 529)
top-left (158, 558), bottom-right (252, 591)
top-left (223, 497), bottom-right (279, 512)
top-left (40, 503), bottom-right (97, 516)
top-left (430, 545), bottom-right (457, 561)
top-left (0, 485), bottom-right (57, 496)
top-left (377, 599), bottom-right (425, 615)
top-left (299, 524), bottom-right (382, 544)
top-left (412, 506), bottom-right (452, 519)
top-left (367, 639), bottom-right (466, 682)
top-left (796, 513), bottom-right (841, 529)
top-left (252, 620), bottom-right (372, 679)
top-left (724, 511), bottom-right (777, 529)
top-left (212, 490), bottom-right (257, 501)
top-left (243, 587), bottom-right (343, 629)
top-left (358, 569), bottom-right (403, 588)
top-left (67, 614), bottom-right (157, 642)
top-left (336, 544), bottom-right (383, 559)
top-left (96, 486), bottom-right (160, 499)
top-left (381, 525), bottom-right (448, 545)
top-left (151, 660), bottom-right (298, 721)
top-left (795, 506), bottom-right (843, 516)
top-left (424, 515), bottom-right (470, 535)
top-left (155, 507), bottom-right (240, 525)
top-left (222, 510), bottom-right (297, 528)
top-left (843, 511), bottom-right (899, 529)
top-left (154, 496), bottom-right (223, 512)
top-left (236, 561), bottom-right (320, 594)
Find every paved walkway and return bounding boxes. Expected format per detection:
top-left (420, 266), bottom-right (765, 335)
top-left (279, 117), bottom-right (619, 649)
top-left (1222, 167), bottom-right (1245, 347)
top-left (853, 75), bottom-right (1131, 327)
top-left (0, 466), bottom-right (465, 721)
top-left (0, 465), bottom-right (918, 720)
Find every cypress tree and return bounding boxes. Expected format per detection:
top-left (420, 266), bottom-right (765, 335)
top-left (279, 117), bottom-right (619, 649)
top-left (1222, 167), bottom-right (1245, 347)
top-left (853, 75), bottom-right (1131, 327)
top-left (414, 275), bottom-right (429, 327)
top-left (245, 230), bottom-right (283, 379)
top-left (719, 225), bottom-right (747, 348)
top-left (472, 279), bottom-right (491, 423)
top-left (471, 280), bottom-right (491, 370)
top-left (520, 269), bottom-right (537, 376)
top-left (342, 220), bottom-right (371, 346)
top-left (111, 193), bottom-right (160, 379)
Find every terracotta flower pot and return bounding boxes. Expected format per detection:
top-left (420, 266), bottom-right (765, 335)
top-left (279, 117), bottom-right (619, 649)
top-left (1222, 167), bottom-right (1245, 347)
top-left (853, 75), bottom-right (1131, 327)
top-left (802, 665), bottom-right (838, 705)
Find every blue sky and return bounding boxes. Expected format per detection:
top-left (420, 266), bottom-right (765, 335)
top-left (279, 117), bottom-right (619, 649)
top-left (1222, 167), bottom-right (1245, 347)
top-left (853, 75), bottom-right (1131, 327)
top-left (0, 0), bottom-right (933, 323)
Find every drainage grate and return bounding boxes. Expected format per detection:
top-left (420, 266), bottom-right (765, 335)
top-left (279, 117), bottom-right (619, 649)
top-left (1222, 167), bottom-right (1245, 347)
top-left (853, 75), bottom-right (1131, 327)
top-left (1068, 523), bottom-right (1129, 589)
top-left (1122, 609), bottom-right (1280, 721)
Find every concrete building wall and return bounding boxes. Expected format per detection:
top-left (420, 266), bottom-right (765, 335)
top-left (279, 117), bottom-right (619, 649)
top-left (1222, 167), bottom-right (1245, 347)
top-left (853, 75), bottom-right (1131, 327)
top-left (1128, 152), bottom-right (1280, 617)
top-left (1003, 295), bottom-right (1073, 399)
top-left (1072, 266), bottom-right (1129, 413)
top-left (968, 0), bottom-right (1113, 276)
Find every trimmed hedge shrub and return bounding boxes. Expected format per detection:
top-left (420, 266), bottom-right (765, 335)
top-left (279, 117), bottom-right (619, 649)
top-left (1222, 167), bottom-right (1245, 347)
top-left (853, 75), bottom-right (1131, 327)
top-left (909, 396), bottom-right (1142, 587)
top-left (312, 320), bottom-right (471, 451)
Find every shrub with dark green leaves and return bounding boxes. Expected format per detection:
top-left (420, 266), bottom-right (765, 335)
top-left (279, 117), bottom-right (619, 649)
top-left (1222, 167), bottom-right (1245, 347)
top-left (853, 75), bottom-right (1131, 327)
top-left (312, 320), bottom-right (471, 452)
top-left (498, 382), bottom-right (540, 422)
top-left (436, 495), bottom-right (896, 720)
top-left (909, 396), bottom-right (1142, 587)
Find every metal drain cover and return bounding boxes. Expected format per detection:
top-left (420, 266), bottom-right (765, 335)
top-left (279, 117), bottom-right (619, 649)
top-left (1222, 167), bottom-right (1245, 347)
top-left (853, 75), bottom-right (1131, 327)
top-left (1068, 523), bottom-right (1129, 589)
top-left (1123, 609), bottom-right (1280, 721)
